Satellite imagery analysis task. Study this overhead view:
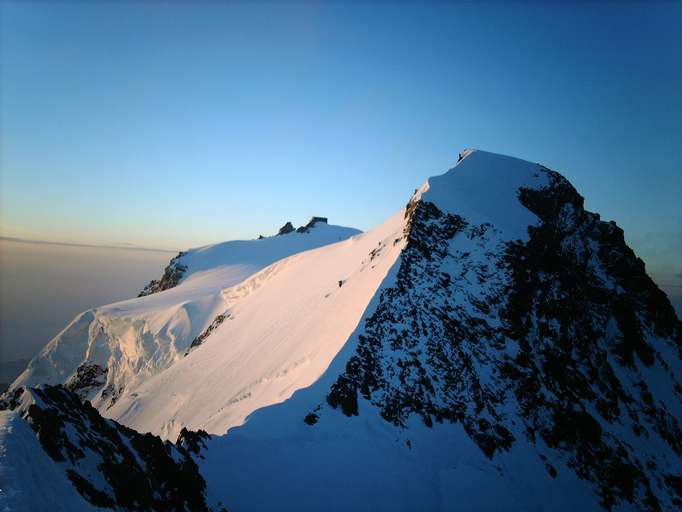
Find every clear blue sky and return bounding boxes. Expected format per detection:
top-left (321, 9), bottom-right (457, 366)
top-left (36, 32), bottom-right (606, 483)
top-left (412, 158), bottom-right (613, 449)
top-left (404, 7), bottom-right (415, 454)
top-left (1, 1), bottom-right (680, 276)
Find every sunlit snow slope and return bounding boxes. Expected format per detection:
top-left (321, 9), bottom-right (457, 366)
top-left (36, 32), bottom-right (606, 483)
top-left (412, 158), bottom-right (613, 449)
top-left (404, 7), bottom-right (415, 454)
top-left (9, 222), bottom-right (359, 430)
top-left (108, 211), bottom-right (405, 439)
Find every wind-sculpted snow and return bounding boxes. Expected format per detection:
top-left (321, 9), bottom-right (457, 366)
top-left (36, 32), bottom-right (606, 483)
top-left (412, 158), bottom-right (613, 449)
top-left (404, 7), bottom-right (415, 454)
top-left (8, 221), bottom-right (360, 417)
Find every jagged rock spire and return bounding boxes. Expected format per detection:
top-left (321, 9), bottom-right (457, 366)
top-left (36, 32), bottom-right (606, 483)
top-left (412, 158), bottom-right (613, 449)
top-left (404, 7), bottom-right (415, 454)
top-left (277, 221), bottom-right (295, 235)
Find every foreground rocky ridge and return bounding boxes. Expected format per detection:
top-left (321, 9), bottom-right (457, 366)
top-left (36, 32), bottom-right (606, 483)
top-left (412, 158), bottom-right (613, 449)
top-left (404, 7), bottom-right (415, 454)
top-left (1, 385), bottom-right (222, 511)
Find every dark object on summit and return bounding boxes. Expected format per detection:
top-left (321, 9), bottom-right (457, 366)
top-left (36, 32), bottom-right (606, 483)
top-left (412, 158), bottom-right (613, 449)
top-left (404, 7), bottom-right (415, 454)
top-left (277, 222), bottom-right (295, 235)
top-left (297, 217), bottom-right (328, 233)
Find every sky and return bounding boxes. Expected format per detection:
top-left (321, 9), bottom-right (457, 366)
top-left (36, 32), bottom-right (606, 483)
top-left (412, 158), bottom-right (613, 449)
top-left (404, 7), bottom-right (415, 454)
top-left (1, 1), bottom-right (680, 277)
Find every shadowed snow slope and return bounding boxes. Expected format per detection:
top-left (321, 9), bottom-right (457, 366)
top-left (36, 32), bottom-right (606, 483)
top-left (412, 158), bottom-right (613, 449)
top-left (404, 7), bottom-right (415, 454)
top-left (9, 222), bottom-right (360, 425)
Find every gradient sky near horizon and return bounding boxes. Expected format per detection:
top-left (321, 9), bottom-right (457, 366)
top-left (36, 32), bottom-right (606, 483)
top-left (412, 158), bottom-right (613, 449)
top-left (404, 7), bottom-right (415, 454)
top-left (1, 1), bottom-right (680, 276)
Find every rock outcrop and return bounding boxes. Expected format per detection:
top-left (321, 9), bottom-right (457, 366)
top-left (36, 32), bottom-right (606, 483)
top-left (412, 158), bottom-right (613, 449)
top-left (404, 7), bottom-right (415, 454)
top-left (138, 251), bottom-right (188, 297)
top-left (297, 216), bottom-right (328, 233)
top-left (6, 385), bottom-right (224, 511)
top-left (64, 362), bottom-right (108, 400)
top-left (185, 313), bottom-right (230, 356)
top-left (277, 221), bottom-right (295, 235)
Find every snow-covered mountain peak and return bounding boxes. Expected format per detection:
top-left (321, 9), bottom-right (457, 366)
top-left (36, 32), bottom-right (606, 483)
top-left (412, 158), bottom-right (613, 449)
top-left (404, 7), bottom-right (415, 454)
top-left (414, 149), bottom-right (550, 240)
top-left (315, 153), bottom-right (681, 510)
top-left (3, 150), bottom-right (681, 511)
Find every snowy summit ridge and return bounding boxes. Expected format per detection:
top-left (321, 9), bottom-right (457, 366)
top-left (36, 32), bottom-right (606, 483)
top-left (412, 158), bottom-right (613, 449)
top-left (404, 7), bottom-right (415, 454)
top-left (2, 149), bottom-right (681, 512)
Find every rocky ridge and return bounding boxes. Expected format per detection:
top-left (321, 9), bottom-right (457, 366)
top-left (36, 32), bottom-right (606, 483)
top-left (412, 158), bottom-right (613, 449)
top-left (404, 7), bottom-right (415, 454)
top-left (2, 385), bottom-right (224, 511)
top-left (138, 251), bottom-right (188, 297)
top-left (319, 158), bottom-right (681, 510)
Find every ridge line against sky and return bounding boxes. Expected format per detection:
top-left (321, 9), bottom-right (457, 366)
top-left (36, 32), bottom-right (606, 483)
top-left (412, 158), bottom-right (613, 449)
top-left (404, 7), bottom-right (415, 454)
top-left (0, 1), bottom-right (680, 275)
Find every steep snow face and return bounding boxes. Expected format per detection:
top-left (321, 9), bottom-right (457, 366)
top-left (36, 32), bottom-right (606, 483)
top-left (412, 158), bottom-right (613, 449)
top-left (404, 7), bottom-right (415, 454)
top-left (106, 210), bottom-right (406, 440)
top-left (196, 150), bottom-right (681, 512)
top-left (9, 222), bottom-right (360, 413)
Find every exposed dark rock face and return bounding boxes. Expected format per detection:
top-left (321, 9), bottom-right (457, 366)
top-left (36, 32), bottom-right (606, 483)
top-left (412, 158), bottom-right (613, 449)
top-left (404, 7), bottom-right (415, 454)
top-left (323, 166), bottom-right (682, 511)
top-left (0, 386), bottom-right (24, 410)
top-left (64, 362), bottom-right (108, 399)
top-left (139, 252), bottom-right (188, 297)
top-left (309, 216), bottom-right (328, 226)
top-left (101, 382), bottom-right (125, 410)
top-left (11, 385), bottom-right (223, 511)
top-left (327, 198), bottom-right (514, 458)
top-left (501, 169), bottom-right (681, 510)
top-left (296, 216), bottom-right (328, 233)
top-left (185, 313), bottom-right (229, 355)
top-left (177, 427), bottom-right (211, 458)
top-left (303, 412), bottom-right (319, 425)
top-left (278, 221), bottom-right (295, 235)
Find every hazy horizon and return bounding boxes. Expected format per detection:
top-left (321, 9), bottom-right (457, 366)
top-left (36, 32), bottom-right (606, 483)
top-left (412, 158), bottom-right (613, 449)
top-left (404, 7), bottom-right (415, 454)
top-left (1, 229), bottom-right (681, 367)
top-left (0, 238), bottom-right (171, 363)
